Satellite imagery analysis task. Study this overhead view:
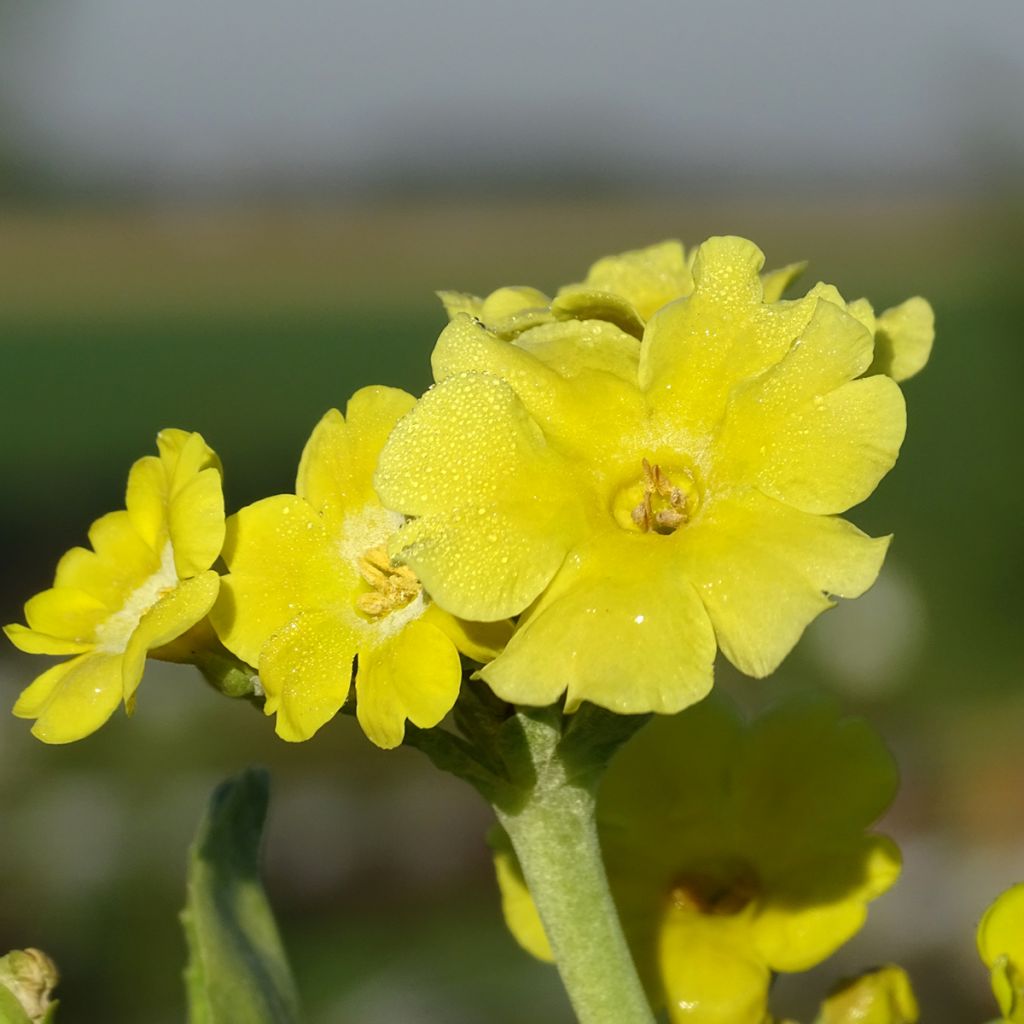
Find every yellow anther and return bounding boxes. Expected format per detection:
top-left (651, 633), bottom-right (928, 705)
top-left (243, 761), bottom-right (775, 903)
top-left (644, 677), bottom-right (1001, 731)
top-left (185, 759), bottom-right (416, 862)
top-left (631, 459), bottom-right (691, 534)
top-left (355, 546), bottom-right (421, 618)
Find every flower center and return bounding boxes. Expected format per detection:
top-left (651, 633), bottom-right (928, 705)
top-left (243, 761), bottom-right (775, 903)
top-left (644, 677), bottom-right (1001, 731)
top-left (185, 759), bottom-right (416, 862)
top-left (612, 458), bottom-right (698, 535)
top-left (355, 546), bottom-right (422, 619)
top-left (668, 862), bottom-right (760, 917)
top-left (95, 540), bottom-right (178, 654)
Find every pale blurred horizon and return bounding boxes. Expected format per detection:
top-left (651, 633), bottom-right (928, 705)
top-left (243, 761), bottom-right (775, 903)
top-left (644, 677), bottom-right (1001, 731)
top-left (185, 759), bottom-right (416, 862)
top-left (0, 0), bottom-right (1022, 198)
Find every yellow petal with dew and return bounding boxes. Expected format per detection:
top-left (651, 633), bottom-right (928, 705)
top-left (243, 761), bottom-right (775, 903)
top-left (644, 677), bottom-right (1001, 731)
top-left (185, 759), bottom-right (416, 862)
top-left (749, 834), bottom-right (901, 971)
top-left (734, 698), bottom-right (899, 858)
top-left (490, 829), bottom-right (554, 962)
top-left (22, 587), bottom-right (109, 644)
top-left (869, 297), bottom-right (935, 382)
top-left (420, 603), bottom-right (512, 662)
top-left (259, 608), bottom-right (359, 742)
top-left (658, 910), bottom-right (770, 1024)
top-left (355, 618), bottom-right (462, 749)
top-left (212, 496), bottom-right (348, 666)
top-left (121, 570), bottom-right (220, 705)
top-left (437, 289), bottom-right (484, 320)
top-left (581, 240), bottom-right (693, 322)
top-left (479, 285), bottom-right (550, 325)
top-left (482, 532), bottom-right (716, 714)
top-left (640, 237), bottom-right (821, 437)
top-left (377, 372), bottom-right (579, 621)
top-left (430, 316), bottom-right (570, 427)
top-left (13, 651), bottom-right (124, 744)
top-left (3, 623), bottom-right (94, 656)
top-left (53, 545), bottom-right (131, 611)
top-left (296, 386), bottom-right (416, 523)
top-left (513, 318), bottom-right (641, 385)
top-left (677, 492), bottom-right (889, 678)
top-left (757, 375), bottom-right (905, 515)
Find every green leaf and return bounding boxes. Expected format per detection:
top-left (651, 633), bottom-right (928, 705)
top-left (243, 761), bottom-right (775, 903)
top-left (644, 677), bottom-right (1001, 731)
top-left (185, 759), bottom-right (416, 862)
top-left (181, 768), bottom-right (302, 1024)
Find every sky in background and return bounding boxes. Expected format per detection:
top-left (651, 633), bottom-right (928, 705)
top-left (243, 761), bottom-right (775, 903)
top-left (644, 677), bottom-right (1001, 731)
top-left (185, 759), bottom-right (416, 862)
top-left (0, 0), bottom-right (1022, 193)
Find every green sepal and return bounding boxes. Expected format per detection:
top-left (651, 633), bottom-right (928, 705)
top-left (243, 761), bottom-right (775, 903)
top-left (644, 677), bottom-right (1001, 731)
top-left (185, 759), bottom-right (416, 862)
top-left (181, 768), bottom-right (301, 1024)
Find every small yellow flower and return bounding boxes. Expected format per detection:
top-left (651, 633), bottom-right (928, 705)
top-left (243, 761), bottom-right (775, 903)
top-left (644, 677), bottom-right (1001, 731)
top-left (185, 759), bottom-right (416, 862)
top-left (4, 430), bottom-right (224, 743)
top-left (978, 883), bottom-right (1024, 1022)
top-left (211, 386), bottom-right (507, 747)
top-left (494, 697), bottom-right (900, 1024)
top-left (819, 966), bottom-right (919, 1024)
top-left (378, 236), bottom-right (910, 715)
top-left (439, 240), bottom-right (931, 381)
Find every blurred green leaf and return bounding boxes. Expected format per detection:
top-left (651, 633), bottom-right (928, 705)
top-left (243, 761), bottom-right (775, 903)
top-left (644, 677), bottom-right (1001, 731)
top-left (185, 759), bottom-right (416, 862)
top-left (0, 987), bottom-right (32, 1024)
top-left (181, 768), bottom-right (302, 1024)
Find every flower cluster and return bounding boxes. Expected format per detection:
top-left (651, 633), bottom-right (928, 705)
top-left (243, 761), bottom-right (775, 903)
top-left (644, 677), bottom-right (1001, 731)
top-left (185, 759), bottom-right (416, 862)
top-left (4, 235), bottom-right (935, 1023)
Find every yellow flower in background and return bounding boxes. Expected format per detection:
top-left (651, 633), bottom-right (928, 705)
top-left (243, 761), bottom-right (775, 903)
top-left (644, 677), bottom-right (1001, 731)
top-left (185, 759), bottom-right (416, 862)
top-left (978, 883), bottom-right (1024, 1022)
top-left (4, 430), bottom-right (224, 743)
top-left (211, 386), bottom-right (507, 748)
top-left (818, 966), bottom-right (919, 1024)
top-left (493, 697), bottom-right (901, 1024)
top-left (439, 240), bottom-right (932, 381)
top-left (378, 236), bottom-right (907, 715)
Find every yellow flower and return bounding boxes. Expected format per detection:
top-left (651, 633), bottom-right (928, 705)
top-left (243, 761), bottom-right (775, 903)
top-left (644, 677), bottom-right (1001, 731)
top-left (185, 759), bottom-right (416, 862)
top-left (4, 430), bottom-right (224, 743)
top-left (493, 697), bottom-right (901, 1024)
top-left (377, 236), bottom-right (908, 714)
top-left (211, 386), bottom-right (506, 748)
top-left (818, 966), bottom-right (919, 1024)
top-left (978, 883), bottom-right (1024, 1022)
top-left (439, 240), bottom-right (932, 382)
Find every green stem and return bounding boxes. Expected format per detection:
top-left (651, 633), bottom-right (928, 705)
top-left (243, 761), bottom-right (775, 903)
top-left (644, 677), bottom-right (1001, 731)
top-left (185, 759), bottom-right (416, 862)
top-left (494, 709), bottom-right (655, 1024)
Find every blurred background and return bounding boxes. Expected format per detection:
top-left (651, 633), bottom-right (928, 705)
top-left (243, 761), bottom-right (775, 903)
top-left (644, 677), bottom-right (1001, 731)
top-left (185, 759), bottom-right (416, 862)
top-left (1, 1), bottom-right (1023, 1021)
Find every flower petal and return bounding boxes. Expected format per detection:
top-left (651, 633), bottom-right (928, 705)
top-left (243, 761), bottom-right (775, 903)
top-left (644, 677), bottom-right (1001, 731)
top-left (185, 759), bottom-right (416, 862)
top-left (377, 372), bottom-right (579, 621)
top-left (13, 651), bottom-right (124, 744)
top-left (760, 261), bottom-right (807, 302)
top-left (212, 495), bottom-right (350, 666)
top-left (355, 618), bottom-right (462, 749)
top-left (87, 510), bottom-right (161, 583)
top-left (749, 834), bottom-right (901, 972)
top-left (482, 533), bottom-right (716, 714)
top-left (420, 603), bottom-right (512, 663)
top-left (677, 491), bottom-right (889, 678)
top-left (296, 387), bottom-right (416, 524)
top-left (732, 698), bottom-right (899, 865)
top-left (513, 319), bottom-right (641, 385)
top-left (979, 883), bottom-right (1024, 970)
top-left (714, 299), bottom-right (905, 515)
top-left (122, 571), bottom-right (221, 704)
top-left (3, 623), bottom-right (94, 656)
top-left (126, 430), bottom-right (224, 576)
top-left (259, 608), bottom-right (359, 742)
top-left (581, 240), bottom-right (693, 322)
top-left (640, 237), bottom-right (820, 437)
top-left (869, 297), bottom-right (935, 382)
top-left (23, 587), bottom-right (109, 643)
top-left (658, 911), bottom-right (771, 1024)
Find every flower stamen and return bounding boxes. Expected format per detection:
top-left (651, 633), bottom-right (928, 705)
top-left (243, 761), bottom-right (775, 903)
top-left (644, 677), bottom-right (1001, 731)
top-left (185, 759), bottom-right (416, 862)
top-left (631, 459), bottom-right (691, 534)
top-left (356, 546), bottom-right (422, 619)
top-left (669, 864), bottom-right (760, 917)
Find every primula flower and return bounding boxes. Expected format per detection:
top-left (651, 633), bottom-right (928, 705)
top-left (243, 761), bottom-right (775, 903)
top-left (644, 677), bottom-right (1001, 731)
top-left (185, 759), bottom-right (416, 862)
top-left (493, 697), bottom-right (901, 1024)
top-left (440, 240), bottom-right (933, 382)
top-left (211, 386), bottom-right (507, 748)
top-left (978, 883), bottom-right (1024, 1022)
top-left (377, 236), bottom-right (910, 715)
top-left (4, 430), bottom-right (224, 743)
